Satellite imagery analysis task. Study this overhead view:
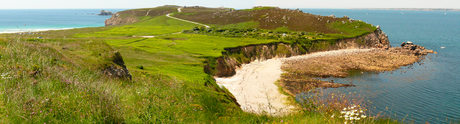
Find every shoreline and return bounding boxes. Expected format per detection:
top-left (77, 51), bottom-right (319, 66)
top-left (0, 28), bottom-right (79, 34)
top-left (215, 49), bottom-right (373, 116)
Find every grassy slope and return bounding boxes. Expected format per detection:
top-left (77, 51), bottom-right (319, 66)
top-left (174, 7), bottom-right (377, 38)
top-left (0, 6), bottom-right (400, 123)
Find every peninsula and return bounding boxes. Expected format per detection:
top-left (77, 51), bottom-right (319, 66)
top-left (0, 5), bottom-right (432, 123)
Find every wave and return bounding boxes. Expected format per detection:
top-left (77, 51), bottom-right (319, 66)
top-left (0, 28), bottom-right (76, 34)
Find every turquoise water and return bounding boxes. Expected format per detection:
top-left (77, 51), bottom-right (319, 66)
top-left (0, 9), bottom-right (125, 33)
top-left (300, 9), bottom-right (460, 123)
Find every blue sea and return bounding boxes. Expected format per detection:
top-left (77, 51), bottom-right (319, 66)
top-left (300, 9), bottom-right (460, 123)
top-left (0, 9), bottom-right (125, 33)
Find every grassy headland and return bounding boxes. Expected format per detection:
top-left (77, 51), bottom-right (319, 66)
top-left (0, 5), bottom-right (402, 123)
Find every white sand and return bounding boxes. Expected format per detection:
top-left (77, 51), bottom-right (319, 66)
top-left (215, 49), bottom-right (373, 116)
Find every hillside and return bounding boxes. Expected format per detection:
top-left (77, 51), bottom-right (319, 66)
top-left (0, 5), bottom-right (397, 123)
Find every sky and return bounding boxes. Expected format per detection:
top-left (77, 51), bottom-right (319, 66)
top-left (1, 0), bottom-right (459, 9)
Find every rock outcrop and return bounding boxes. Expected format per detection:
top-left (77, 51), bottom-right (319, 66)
top-left (103, 51), bottom-right (132, 80)
top-left (105, 13), bottom-right (138, 26)
top-left (389, 41), bottom-right (436, 55)
top-left (98, 10), bottom-right (114, 16)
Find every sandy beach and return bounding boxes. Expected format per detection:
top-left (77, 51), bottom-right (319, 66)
top-left (215, 49), bottom-right (373, 116)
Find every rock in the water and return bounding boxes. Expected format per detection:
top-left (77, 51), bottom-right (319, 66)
top-left (98, 10), bottom-right (113, 16)
top-left (406, 41), bottom-right (413, 45)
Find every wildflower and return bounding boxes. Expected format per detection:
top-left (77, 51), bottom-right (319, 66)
top-left (361, 115), bottom-right (366, 118)
top-left (349, 117), bottom-right (355, 120)
top-left (343, 108), bottom-right (347, 110)
top-left (331, 114), bottom-right (334, 118)
top-left (344, 117), bottom-right (349, 120)
top-left (339, 116), bottom-right (342, 118)
top-left (341, 111), bottom-right (346, 114)
top-left (359, 110), bottom-right (363, 113)
top-left (356, 117), bottom-right (361, 120)
top-left (348, 112), bottom-right (353, 116)
top-left (281, 120), bottom-right (283, 123)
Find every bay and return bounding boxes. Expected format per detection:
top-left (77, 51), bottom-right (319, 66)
top-left (300, 9), bottom-right (460, 123)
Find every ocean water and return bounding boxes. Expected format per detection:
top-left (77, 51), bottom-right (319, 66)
top-left (0, 9), bottom-right (125, 33)
top-left (300, 9), bottom-right (460, 123)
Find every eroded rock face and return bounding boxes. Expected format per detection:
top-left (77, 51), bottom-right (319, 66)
top-left (212, 29), bottom-right (392, 77)
top-left (213, 43), bottom-right (302, 77)
top-left (105, 13), bottom-right (138, 26)
top-left (103, 64), bottom-right (132, 80)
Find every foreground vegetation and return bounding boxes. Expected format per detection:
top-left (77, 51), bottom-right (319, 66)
top-left (0, 5), bottom-right (404, 123)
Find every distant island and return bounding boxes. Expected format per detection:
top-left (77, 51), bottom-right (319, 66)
top-left (98, 10), bottom-right (113, 16)
top-left (353, 8), bottom-right (460, 11)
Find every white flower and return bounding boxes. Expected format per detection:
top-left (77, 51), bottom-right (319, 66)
top-left (344, 115), bottom-right (349, 118)
top-left (341, 111), bottom-right (347, 114)
top-left (345, 117), bottom-right (349, 120)
top-left (343, 108), bottom-right (347, 110)
top-left (356, 117), bottom-right (361, 120)
top-left (339, 116), bottom-right (342, 118)
top-left (331, 114), bottom-right (334, 118)
top-left (359, 110), bottom-right (364, 113)
top-left (349, 117), bottom-right (355, 120)
top-left (361, 115), bottom-right (366, 118)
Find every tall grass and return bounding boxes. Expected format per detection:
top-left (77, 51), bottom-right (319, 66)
top-left (0, 38), bottom-right (236, 123)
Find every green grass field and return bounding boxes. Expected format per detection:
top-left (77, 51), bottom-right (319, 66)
top-left (0, 6), bottom-right (403, 123)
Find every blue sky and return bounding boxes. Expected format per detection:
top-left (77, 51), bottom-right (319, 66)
top-left (1, 0), bottom-right (459, 9)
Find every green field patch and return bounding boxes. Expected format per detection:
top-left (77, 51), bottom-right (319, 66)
top-left (326, 21), bottom-right (377, 38)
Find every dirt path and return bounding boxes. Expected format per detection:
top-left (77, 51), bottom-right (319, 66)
top-left (166, 13), bottom-right (210, 28)
top-left (215, 49), bottom-right (372, 116)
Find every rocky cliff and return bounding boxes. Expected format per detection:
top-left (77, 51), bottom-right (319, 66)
top-left (209, 28), bottom-right (390, 77)
top-left (105, 13), bottom-right (139, 26)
